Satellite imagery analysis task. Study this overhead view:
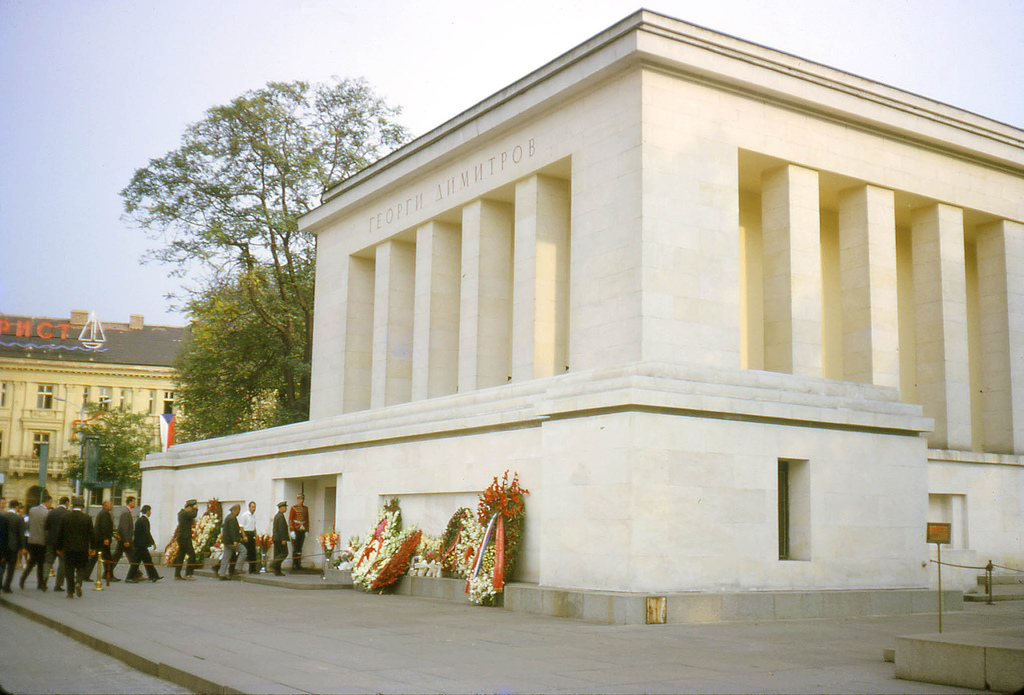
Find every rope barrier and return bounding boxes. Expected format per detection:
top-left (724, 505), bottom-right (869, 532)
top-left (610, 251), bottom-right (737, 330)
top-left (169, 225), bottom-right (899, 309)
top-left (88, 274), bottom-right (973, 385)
top-left (930, 558), bottom-right (1024, 574)
top-left (991, 562), bottom-right (1024, 574)
top-left (929, 558), bottom-right (988, 570)
top-left (927, 558), bottom-right (1023, 606)
top-left (161, 547), bottom-right (331, 570)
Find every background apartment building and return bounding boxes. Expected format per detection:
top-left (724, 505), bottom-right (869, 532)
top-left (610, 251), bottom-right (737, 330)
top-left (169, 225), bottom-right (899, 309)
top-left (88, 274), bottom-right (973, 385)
top-left (0, 309), bottom-right (186, 505)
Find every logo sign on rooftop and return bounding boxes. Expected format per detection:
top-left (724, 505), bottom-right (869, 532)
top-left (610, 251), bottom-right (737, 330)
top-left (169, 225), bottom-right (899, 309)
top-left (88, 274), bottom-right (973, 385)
top-left (78, 311), bottom-right (106, 349)
top-left (0, 310), bottom-right (109, 352)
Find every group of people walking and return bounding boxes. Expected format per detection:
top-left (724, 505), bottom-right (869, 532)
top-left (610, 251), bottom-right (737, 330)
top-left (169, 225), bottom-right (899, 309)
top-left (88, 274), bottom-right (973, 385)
top-left (0, 492), bottom-right (161, 599)
top-left (2, 491), bottom-right (313, 595)
top-left (171, 494), bottom-right (310, 580)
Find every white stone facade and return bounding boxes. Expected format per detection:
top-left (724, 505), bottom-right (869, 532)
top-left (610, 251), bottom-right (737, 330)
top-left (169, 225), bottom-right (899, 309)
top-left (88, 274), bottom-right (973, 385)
top-left (143, 11), bottom-right (1024, 594)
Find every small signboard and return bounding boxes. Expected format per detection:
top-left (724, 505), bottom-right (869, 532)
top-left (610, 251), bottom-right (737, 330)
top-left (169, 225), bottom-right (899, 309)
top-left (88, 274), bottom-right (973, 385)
top-left (927, 522), bottom-right (951, 545)
top-left (83, 434), bottom-right (100, 484)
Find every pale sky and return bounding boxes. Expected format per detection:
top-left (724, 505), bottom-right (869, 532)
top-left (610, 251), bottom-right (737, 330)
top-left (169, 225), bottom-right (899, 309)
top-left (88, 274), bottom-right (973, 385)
top-left (1, 0), bottom-right (1022, 327)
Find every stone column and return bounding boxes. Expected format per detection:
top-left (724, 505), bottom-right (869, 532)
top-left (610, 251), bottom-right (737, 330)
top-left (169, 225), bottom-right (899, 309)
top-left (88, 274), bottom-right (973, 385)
top-left (761, 165), bottom-right (822, 377)
top-left (912, 204), bottom-right (971, 450)
top-left (459, 200), bottom-right (514, 391)
top-left (342, 256), bottom-right (375, 413)
top-left (370, 240), bottom-right (416, 408)
top-left (838, 185), bottom-right (899, 387)
top-left (976, 220), bottom-right (1024, 454)
top-left (512, 175), bottom-right (571, 381)
top-left (412, 221), bottom-right (461, 401)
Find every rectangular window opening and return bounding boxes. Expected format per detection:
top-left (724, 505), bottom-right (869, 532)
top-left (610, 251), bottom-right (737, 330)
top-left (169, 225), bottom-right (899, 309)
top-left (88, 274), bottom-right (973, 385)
top-left (36, 384), bottom-right (54, 409)
top-left (32, 432), bottom-right (51, 458)
top-left (778, 458), bottom-right (810, 561)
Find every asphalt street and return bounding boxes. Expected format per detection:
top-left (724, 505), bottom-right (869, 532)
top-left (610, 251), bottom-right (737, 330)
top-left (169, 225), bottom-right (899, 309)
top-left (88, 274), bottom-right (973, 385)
top-left (1, 570), bottom-right (1021, 694)
top-left (0, 604), bottom-right (192, 695)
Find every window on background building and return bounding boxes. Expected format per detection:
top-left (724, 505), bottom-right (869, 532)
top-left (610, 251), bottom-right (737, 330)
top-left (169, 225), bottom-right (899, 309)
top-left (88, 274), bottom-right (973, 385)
top-left (36, 384), bottom-right (54, 409)
top-left (82, 385), bottom-right (90, 404)
top-left (0, 382), bottom-right (7, 407)
top-left (89, 487), bottom-right (103, 506)
top-left (98, 387), bottom-right (112, 410)
top-left (112, 486), bottom-right (123, 507)
top-left (148, 390), bottom-right (157, 415)
top-left (163, 391), bottom-right (175, 414)
top-left (32, 432), bottom-right (51, 457)
top-left (0, 430), bottom-right (4, 456)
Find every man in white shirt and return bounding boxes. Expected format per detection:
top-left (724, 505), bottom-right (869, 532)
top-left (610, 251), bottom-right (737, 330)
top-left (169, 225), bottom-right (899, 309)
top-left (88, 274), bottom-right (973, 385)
top-left (237, 501), bottom-right (259, 574)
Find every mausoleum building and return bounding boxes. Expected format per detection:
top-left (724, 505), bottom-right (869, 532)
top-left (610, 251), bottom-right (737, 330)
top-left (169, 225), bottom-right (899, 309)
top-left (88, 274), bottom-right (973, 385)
top-left (143, 11), bottom-right (1024, 601)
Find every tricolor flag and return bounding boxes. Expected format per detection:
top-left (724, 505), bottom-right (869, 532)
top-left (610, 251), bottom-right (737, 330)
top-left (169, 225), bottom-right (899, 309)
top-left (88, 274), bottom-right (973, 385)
top-left (159, 413), bottom-right (176, 452)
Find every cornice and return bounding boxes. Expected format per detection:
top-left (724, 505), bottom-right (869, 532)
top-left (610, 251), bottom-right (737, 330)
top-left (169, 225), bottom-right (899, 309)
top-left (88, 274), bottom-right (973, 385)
top-left (300, 9), bottom-right (1022, 234)
top-left (0, 358), bottom-right (176, 381)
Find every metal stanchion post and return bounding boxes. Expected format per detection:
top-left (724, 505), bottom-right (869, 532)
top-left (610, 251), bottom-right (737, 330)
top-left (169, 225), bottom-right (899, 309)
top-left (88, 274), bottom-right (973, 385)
top-left (94, 553), bottom-right (104, 591)
top-left (926, 523), bottom-right (951, 634)
top-left (986, 560), bottom-right (994, 605)
top-left (937, 543), bottom-right (942, 633)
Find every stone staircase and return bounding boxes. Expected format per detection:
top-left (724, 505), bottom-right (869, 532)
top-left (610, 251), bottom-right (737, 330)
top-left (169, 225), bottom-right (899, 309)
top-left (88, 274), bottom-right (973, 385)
top-left (964, 572), bottom-right (1024, 602)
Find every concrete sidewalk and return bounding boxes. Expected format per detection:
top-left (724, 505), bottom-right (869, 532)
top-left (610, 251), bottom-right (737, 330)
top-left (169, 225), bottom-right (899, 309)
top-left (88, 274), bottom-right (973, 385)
top-left (2, 575), bottom-right (1022, 694)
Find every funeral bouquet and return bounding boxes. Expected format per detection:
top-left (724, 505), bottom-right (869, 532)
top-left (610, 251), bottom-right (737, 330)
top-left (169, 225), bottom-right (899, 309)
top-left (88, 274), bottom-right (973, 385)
top-left (350, 498), bottom-right (421, 592)
top-left (333, 536), bottom-right (357, 569)
top-left (255, 534), bottom-right (273, 561)
top-left (439, 507), bottom-right (473, 574)
top-left (194, 498), bottom-right (223, 564)
top-left (465, 471), bottom-right (529, 605)
top-left (318, 530), bottom-right (340, 553)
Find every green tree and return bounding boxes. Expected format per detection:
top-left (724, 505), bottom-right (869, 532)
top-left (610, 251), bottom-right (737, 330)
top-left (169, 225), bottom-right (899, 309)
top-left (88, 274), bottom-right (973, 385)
top-left (173, 276), bottom-right (287, 440)
top-left (122, 78), bottom-right (409, 441)
top-left (65, 405), bottom-right (158, 489)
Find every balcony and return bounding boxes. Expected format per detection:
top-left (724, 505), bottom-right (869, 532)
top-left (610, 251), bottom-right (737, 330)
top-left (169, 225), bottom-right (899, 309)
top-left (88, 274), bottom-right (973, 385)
top-left (2, 456), bottom-right (70, 478)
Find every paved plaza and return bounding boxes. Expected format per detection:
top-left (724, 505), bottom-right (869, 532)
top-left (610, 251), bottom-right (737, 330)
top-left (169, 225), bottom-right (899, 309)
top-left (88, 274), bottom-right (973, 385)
top-left (2, 573), bottom-right (1022, 694)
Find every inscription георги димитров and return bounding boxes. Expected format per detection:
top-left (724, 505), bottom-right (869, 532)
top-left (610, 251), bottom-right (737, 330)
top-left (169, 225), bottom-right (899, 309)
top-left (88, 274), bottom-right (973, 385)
top-left (368, 138), bottom-right (536, 233)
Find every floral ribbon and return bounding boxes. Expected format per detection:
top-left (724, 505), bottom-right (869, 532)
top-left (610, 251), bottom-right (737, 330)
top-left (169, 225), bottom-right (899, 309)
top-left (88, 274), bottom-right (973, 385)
top-left (492, 514), bottom-right (505, 591)
top-left (470, 513), bottom-right (498, 580)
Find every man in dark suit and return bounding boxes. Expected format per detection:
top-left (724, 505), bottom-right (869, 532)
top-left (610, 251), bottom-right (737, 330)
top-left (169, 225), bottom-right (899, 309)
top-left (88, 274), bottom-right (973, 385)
top-left (57, 496), bottom-right (96, 598)
top-left (43, 496), bottom-right (70, 592)
top-left (271, 501), bottom-right (289, 577)
top-left (2, 501), bottom-right (26, 593)
top-left (112, 496), bottom-right (136, 580)
top-left (128, 505), bottom-right (161, 582)
top-left (94, 499), bottom-right (119, 584)
top-left (173, 499), bottom-right (198, 580)
top-left (218, 503), bottom-right (245, 580)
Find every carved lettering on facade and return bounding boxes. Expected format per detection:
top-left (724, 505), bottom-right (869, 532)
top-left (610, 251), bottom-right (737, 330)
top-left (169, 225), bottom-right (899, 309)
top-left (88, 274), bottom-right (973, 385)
top-left (369, 138), bottom-right (537, 233)
top-left (370, 193), bottom-right (424, 234)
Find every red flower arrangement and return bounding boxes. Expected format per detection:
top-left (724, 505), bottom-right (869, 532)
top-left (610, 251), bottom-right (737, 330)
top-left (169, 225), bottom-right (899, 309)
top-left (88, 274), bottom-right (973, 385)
top-left (467, 471), bottom-right (529, 604)
top-left (477, 471), bottom-right (528, 526)
top-left (368, 529), bottom-right (422, 590)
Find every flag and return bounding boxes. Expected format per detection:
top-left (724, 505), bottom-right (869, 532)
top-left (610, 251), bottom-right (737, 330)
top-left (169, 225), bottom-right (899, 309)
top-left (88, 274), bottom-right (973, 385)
top-left (159, 413), bottom-right (176, 452)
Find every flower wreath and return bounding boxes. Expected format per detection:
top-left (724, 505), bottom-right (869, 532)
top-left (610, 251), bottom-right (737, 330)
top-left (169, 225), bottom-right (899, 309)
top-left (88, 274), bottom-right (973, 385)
top-left (163, 497), bottom-right (223, 568)
top-left (351, 498), bottom-right (421, 592)
top-left (194, 498), bottom-right (223, 564)
top-left (439, 507), bottom-right (473, 573)
top-left (464, 471), bottom-right (529, 605)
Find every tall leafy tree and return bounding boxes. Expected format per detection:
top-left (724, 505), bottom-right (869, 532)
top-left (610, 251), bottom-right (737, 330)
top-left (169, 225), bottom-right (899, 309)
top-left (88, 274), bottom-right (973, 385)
top-left (122, 78), bottom-right (409, 440)
top-left (65, 405), bottom-right (158, 489)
